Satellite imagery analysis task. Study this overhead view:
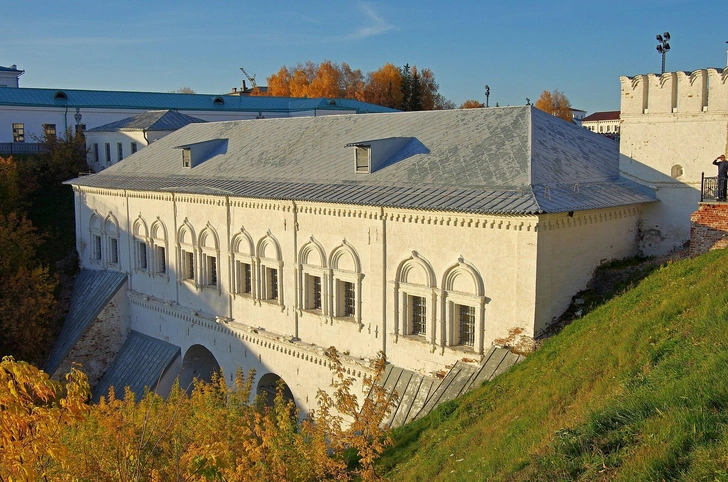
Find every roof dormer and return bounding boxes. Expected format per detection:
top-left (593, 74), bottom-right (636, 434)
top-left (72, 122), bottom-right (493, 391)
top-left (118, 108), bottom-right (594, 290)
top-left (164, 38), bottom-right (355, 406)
top-left (345, 137), bottom-right (415, 174)
top-left (176, 138), bottom-right (227, 168)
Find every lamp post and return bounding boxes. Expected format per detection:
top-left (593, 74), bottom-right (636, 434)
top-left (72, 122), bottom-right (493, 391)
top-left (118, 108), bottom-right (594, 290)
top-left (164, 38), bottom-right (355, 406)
top-left (485, 85), bottom-right (490, 108)
top-left (74, 107), bottom-right (83, 135)
top-left (656, 32), bottom-right (671, 74)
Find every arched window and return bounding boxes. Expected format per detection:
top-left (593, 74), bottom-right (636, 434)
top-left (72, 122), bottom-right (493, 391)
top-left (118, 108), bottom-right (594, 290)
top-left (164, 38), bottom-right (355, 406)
top-left (328, 241), bottom-right (362, 325)
top-left (89, 213), bottom-right (102, 263)
top-left (671, 164), bottom-right (684, 179)
top-left (198, 224), bottom-right (220, 291)
top-left (441, 258), bottom-right (486, 353)
top-left (257, 232), bottom-right (283, 306)
top-left (104, 215), bottom-right (120, 268)
top-left (298, 237), bottom-right (327, 313)
top-left (231, 228), bottom-right (255, 298)
top-left (394, 252), bottom-right (436, 344)
top-left (132, 216), bottom-right (149, 272)
top-left (177, 220), bottom-right (197, 286)
top-left (150, 219), bottom-right (168, 277)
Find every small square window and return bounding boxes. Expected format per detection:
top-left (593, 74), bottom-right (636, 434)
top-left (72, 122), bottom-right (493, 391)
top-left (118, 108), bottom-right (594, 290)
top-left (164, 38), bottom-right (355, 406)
top-left (12, 123), bottom-right (24, 143)
top-left (43, 124), bottom-right (56, 138)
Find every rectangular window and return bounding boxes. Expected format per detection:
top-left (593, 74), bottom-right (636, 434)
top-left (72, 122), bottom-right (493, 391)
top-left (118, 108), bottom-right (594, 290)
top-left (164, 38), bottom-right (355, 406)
top-left (131, 142), bottom-right (138, 154)
top-left (355, 146), bottom-right (369, 173)
top-left (137, 241), bottom-right (147, 270)
top-left (267, 267), bottom-right (278, 300)
top-left (306, 275), bottom-right (322, 310)
top-left (205, 255), bottom-right (217, 286)
top-left (117, 142), bottom-right (123, 161)
top-left (242, 263), bottom-right (251, 293)
top-left (184, 251), bottom-right (194, 280)
top-left (93, 143), bottom-right (99, 163)
top-left (182, 148), bottom-right (191, 168)
top-left (12, 123), bottom-right (24, 142)
top-left (236, 261), bottom-right (252, 294)
top-left (93, 235), bottom-right (102, 260)
top-left (343, 281), bottom-right (355, 317)
top-left (42, 124), bottom-right (56, 138)
top-left (110, 238), bottom-right (119, 264)
top-left (75, 124), bottom-right (86, 135)
top-left (105, 143), bottom-right (111, 165)
top-left (458, 304), bottom-right (475, 347)
top-left (155, 246), bottom-right (166, 274)
top-left (411, 295), bottom-right (426, 335)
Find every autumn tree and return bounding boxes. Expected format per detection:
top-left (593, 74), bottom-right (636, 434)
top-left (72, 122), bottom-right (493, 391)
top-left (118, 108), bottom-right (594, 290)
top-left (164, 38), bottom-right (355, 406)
top-left (173, 86), bottom-right (196, 94)
top-left (460, 99), bottom-right (485, 109)
top-left (534, 89), bottom-right (573, 122)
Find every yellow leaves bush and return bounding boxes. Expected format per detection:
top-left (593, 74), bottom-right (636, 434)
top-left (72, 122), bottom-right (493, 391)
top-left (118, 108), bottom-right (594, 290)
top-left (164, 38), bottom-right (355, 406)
top-left (0, 349), bottom-right (395, 481)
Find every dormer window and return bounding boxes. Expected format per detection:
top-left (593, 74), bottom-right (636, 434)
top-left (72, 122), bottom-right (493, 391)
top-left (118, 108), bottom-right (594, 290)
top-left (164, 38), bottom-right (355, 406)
top-left (355, 146), bottom-right (371, 173)
top-left (212, 96), bottom-right (224, 106)
top-left (182, 148), bottom-right (191, 167)
top-left (53, 91), bottom-right (68, 100)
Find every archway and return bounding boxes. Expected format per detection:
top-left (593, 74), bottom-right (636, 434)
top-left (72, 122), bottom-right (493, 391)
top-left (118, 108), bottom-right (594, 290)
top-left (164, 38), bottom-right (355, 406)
top-left (178, 344), bottom-right (220, 392)
top-left (256, 373), bottom-right (295, 408)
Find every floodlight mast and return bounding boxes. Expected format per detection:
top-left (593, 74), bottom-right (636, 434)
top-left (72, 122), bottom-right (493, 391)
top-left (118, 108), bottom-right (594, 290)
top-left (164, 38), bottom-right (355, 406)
top-left (656, 32), bottom-right (671, 74)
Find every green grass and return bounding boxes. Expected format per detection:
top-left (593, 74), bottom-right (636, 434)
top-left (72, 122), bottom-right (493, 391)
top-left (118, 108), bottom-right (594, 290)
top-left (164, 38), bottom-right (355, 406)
top-left (380, 250), bottom-right (728, 481)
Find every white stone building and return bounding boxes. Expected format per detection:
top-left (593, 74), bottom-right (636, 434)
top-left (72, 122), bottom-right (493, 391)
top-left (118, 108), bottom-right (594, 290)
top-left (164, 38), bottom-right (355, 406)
top-left (84, 110), bottom-right (206, 172)
top-left (619, 68), bottom-right (728, 254)
top-left (63, 107), bottom-right (654, 412)
top-left (0, 64), bottom-right (23, 88)
top-left (582, 111), bottom-right (620, 136)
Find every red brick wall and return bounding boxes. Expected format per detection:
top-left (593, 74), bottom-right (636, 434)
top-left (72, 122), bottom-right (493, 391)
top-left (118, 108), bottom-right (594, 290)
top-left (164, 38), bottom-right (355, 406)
top-left (690, 203), bottom-right (728, 256)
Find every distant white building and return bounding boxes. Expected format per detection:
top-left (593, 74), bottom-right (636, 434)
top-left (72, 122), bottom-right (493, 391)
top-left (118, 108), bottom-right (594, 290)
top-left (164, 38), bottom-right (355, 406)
top-left (85, 110), bottom-right (206, 172)
top-left (0, 64), bottom-right (396, 154)
top-left (582, 111), bottom-right (620, 137)
top-left (0, 64), bottom-right (23, 88)
top-left (62, 107), bottom-right (654, 410)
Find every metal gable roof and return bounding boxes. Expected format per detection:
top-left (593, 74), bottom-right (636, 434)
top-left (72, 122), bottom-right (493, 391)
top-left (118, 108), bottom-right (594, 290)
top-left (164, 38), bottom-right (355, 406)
top-left (0, 87), bottom-right (399, 113)
top-left (86, 110), bottom-right (207, 132)
top-left (68, 106), bottom-right (656, 214)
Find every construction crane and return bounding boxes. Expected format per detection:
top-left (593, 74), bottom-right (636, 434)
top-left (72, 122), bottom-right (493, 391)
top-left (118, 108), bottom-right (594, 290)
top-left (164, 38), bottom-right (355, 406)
top-left (240, 67), bottom-right (257, 90)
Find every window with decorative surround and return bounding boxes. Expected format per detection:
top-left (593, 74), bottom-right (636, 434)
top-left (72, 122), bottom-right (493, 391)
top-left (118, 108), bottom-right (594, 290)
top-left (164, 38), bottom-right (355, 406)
top-left (150, 220), bottom-right (168, 278)
top-left (298, 237), bottom-right (327, 314)
top-left (133, 217), bottom-right (149, 273)
top-left (441, 258), bottom-right (486, 352)
top-left (257, 233), bottom-right (283, 306)
top-left (177, 222), bottom-right (197, 286)
top-left (328, 241), bottom-right (362, 325)
top-left (231, 229), bottom-right (255, 298)
top-left (394, 252), bottom-right (436, 344)
top-left (105, 216), bottom-right (120, 268)
top-left (198, 226), bottom-right (220, 291)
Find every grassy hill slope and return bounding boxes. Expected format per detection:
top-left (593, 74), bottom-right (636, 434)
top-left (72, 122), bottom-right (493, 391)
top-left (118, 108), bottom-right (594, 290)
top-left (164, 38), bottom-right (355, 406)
top-left (381, 249), bottom-right (728, 481)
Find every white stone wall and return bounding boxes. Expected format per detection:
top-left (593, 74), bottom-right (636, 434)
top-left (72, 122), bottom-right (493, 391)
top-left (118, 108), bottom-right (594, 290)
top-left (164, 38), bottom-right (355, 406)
top-left (619, 69), bottom-right (728, 254)
top-left (85, 131), bottom-right (166, 172)
top-left (73, 186), bottom-right (644, 411)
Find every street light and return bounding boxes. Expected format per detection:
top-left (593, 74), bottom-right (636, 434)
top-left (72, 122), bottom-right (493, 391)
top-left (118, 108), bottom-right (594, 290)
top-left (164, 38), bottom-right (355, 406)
top-left (656, 32), bottom-right (671, 74)
top-left (485, 85), bottom-right (490, 108)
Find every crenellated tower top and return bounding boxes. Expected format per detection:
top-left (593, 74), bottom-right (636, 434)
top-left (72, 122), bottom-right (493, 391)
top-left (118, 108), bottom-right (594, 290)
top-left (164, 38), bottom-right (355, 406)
top-left (620, 68), bottom-right (728, 115)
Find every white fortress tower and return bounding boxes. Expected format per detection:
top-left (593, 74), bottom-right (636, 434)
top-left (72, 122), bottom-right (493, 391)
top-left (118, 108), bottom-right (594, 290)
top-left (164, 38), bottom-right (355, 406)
top-left (619, 68), bottom-right (728, 255)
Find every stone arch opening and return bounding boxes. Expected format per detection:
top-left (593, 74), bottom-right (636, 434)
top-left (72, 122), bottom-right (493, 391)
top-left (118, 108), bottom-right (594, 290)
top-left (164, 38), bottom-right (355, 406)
top-left (178, 344), bottom-right (220, 393)
top-left (256, 372), bottom-right (295, 408)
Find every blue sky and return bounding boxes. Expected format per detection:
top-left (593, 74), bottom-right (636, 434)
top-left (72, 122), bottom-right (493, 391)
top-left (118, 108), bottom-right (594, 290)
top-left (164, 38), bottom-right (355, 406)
top-left (1, 0), bottom-right (726, 113)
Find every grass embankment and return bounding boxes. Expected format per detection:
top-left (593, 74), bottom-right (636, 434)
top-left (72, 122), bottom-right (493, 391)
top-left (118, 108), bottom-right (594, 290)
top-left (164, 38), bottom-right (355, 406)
top-left (381, 249), bottom-right (728, 481)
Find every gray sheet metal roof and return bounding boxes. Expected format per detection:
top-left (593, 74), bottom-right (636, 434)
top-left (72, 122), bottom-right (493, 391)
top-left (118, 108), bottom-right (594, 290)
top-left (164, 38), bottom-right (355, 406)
top-left (0, 87), bottom-right (398, 113)
top-left (87, 110), bottom-right (206, 132)
top-left (45, 270), bottom-right (127, 375)
top-left (68, 106), bottom-right (656, 214)
top-left (92, 331), bottom-right (180, 401)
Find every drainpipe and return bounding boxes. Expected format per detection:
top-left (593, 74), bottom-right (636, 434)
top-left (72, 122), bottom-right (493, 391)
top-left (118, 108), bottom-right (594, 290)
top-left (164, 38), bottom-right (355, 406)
top-left (63, 105), bottom-right (69, 135)
top-left (292, 201), bottom-right (299, 340)
top-left (143, 129), bottom-right (150, 145)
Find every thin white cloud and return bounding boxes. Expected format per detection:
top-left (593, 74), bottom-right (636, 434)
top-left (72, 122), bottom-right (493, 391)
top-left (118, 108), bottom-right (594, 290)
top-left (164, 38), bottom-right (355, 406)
top-left (346, 2), bottom-right (394, 40)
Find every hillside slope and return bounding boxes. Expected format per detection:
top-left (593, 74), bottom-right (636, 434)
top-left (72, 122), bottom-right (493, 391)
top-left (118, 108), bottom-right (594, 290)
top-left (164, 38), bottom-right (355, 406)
top-left (381, 249), bottom-right (728, 481)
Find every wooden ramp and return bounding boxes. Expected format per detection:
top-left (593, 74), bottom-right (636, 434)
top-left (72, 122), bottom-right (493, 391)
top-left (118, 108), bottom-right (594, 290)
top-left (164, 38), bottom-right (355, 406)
top-left (373, 347), bottom-right (523, 428)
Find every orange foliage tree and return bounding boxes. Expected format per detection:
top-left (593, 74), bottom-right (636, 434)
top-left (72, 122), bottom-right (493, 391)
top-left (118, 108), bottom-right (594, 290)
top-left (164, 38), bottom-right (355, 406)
top-left (0, 350), bottom-right (396, 481)
top-left (260, 60), bottom-right (453, 111)
top-left (534, 89), bottom-right (573, 122)
top-left (460, 99), bottom-right (485, 109)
